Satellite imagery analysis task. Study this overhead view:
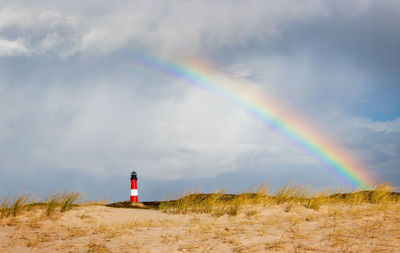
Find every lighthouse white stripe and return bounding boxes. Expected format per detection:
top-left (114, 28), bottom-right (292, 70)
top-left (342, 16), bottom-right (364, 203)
top-left (131, 189), bottom-right (138, 196)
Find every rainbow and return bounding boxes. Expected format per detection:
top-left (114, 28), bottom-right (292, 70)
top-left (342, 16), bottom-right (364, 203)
top-left (124, 54), bottom-right (375, 189)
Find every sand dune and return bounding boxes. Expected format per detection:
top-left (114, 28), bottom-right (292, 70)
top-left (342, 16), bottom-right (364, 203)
top-left (1, 201), bottom-right (399, 252)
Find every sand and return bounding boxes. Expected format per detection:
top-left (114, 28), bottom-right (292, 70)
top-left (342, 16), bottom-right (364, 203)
top-left (0, 203), bottom-right (399, 252)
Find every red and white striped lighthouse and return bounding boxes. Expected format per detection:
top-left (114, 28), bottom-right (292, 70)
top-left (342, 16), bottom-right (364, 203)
top-left (130, 171), bottom-right (138, 202)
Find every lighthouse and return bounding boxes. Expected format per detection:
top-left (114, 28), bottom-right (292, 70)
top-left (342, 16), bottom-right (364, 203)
top-left (130, 171), bottom-right (138, 202)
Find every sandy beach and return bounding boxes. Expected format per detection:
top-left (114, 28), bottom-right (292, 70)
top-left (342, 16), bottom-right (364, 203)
top-left (1, 201), bottom-right (399, 252)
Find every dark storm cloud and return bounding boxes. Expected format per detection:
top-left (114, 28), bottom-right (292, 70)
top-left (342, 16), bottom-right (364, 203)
top-left (272, 2), bottom-right (400, 119)
top-left (271, 3), bottom-right (400, 75)
top-left (213, 1), bottom-right (400, 103)
top-left (210, 1), bottom-right (400, 74)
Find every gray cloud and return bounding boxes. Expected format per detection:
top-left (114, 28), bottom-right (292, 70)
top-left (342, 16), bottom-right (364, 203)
top-left (0, 3), bottom-right (81, 56)
top-left (0, 0), bottom-right (330, 57)
top-left (0, 0), bottom-right (399, 200)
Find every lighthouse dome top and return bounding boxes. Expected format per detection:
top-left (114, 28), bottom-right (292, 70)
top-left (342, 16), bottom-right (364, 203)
top-left (131, 171), bottom-right (137, 180)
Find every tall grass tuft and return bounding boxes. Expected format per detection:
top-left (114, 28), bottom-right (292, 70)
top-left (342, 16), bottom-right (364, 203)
top-left (285, 201), bottom-right (294, 212)
top-left (275, 184), bottom-right (308, 205)
top-left (11, 194), bottom-right (31, 217)
top-left (45, 192), bottom-right (62, 216)
top-left (1, 194), bottom-right (33, 218)
top-left (60, 192), bottom-right (82, 212)
top-left (302, 190), bottom-right (327, 210)
top-left (44, 191), bottom-right (82, 216)
top-left (253, 182), bottom-right (272, 205)
top-left (370, 183), bottom-right (393, 203)
top-left (0, 197), bottom-right (11, 218)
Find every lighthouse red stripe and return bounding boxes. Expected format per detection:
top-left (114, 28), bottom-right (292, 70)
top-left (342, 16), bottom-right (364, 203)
top-left (130, 178), bottom-right (138, 202)
top-left (131, 180), bottom-right (137, 189)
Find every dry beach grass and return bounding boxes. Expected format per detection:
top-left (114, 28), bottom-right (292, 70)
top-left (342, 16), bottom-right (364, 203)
top-left (0, 183), bottom-right (399, 252)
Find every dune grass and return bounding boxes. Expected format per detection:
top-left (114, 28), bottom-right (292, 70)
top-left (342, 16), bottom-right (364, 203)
top-left (45, 192), bottom-right (62, 217)
top-left (0, 191), bottom-right (84, 219)
top-left (1, 183), bottom-right (398, 219)
top-left (159, 182), bottom-right (399, 215)
top-left (0, 194), bottom-right (33, 218)
top-left (11, 194), bottom-right (32, 217)
top-left (0, 197), bottom-right (11, 218)
top-left (60, 192), bottom-right (82, 212)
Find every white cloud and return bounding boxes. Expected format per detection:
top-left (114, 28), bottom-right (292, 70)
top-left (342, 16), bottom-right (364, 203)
top-left (0, 37), bottom-right (28, 56)
top-left (27, 80), bottom-right (305, 179)
top-left (353, 117), bottom-right (400, 133)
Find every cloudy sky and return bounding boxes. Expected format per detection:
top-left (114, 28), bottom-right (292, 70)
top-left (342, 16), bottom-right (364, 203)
top-left (1, 0), bottom-right (399, 201)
